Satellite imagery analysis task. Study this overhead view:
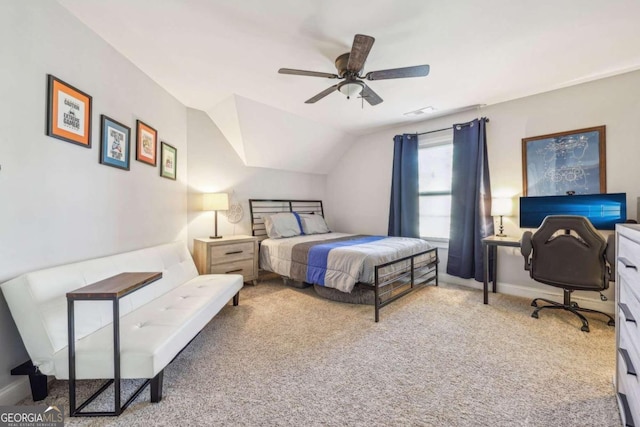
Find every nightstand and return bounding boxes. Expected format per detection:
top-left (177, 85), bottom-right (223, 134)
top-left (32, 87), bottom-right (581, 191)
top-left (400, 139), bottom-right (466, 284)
top-left (193, 235), bottom-right (259, 285)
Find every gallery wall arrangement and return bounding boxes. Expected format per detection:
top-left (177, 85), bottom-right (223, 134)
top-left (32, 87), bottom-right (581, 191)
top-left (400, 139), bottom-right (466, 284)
top-left (45, 73), bottom-right (178, 179)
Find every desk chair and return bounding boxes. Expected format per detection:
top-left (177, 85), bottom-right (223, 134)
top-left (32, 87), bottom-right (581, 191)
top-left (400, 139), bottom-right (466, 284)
top-left (521, 215), bottom-right (615, 332)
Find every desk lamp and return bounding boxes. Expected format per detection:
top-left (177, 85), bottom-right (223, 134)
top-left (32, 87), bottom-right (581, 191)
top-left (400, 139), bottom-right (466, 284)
top-left (202, 193), bottom-right (229, 239)
top-left (491, 197), bottom-right (513, 237)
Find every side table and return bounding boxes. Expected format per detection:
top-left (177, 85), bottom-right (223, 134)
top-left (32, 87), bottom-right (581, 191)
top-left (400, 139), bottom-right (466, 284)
top-left (67, 272), bottom-right (162, 416)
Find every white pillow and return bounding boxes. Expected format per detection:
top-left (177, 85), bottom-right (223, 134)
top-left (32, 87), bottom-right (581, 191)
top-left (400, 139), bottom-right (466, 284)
top-left (300, 214), bottom-right (330, 235)
top-left (263, 213), bottom-right (302, 238)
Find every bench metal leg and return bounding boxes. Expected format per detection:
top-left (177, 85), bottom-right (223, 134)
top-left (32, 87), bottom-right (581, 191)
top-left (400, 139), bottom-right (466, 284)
top-left (150, 370), bottom-right (164, 403)
top-left (11, 360), bottom-right (48, 401)
top-left (233, 292), bottom-right (239, 306)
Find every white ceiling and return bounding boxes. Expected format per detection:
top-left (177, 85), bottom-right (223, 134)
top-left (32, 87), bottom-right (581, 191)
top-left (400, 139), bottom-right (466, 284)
top-left (58, 0), bottom-right (640, 172)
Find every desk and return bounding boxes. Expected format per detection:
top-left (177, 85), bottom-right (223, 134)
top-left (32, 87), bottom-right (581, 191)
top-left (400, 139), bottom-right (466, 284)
top-left (482, 236), bottom-right (521, 304)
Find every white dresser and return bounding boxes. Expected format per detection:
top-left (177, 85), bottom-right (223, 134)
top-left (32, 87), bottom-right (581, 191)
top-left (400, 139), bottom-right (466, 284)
top-left (616, 224), bottom-right (640, 426)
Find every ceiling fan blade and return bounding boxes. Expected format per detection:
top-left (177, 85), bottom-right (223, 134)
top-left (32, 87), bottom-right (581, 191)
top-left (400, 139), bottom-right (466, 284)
top-left (365, 65), bottom-right (430, 81)
top-left (279, 68), bottom-right (339, 79)
top-left (360, 83), bottom-right (383, 106)
top-left (305, 84), bottom-right (339, 104)
top-left (347, 34), bottom-right (375, 73)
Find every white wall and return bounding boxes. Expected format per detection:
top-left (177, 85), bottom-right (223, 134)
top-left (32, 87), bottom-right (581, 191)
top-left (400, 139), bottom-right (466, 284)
top-left (0, 2), bottom-right (188, 402)
top-left (326, 69), bottom-right (640, 314)
top-left (186, 108), bottom-right (326, 247)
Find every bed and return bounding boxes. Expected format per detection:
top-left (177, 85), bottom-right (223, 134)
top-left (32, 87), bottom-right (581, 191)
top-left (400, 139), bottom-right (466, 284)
top-left (249, 199), bottom-right (438, 321)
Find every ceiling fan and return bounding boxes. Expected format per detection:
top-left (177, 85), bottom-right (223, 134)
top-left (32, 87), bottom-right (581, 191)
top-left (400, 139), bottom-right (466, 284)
top-left (278, 34), bottom-right (430, 106)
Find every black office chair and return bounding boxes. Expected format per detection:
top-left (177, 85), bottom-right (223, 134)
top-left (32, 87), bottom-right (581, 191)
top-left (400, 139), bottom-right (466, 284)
top-left (520, 215), bottom-right (615, 332)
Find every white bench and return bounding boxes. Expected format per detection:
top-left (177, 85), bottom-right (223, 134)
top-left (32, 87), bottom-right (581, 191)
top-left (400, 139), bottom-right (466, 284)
top-left (1, 241), bottom-right (243, 413)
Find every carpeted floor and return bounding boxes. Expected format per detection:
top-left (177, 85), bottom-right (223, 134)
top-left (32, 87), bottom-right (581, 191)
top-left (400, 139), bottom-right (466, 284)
top-left (19, 279), bottom-right (621, 426)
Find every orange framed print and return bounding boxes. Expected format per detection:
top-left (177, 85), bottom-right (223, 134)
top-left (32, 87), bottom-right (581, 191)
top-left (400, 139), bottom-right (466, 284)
top-left (46, 75), bottom-right (92, 147)
top-left (136, 120), bottom-right (158, 166)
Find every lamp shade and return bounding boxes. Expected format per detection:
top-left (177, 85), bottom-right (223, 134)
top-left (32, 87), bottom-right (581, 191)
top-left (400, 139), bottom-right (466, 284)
top-left (491, 197), bottom-right (513, 217)
top-left (202, 193), bottom-right (229, 211)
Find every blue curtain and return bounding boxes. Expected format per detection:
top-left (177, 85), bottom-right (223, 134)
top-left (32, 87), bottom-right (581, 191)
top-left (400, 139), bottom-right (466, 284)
top-left (388, 133), bottom-right (419, 238)
top-left (446, 118), bottom-right (494, 281)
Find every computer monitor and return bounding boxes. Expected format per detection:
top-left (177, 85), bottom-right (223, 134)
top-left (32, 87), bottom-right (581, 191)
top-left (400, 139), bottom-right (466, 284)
top-left (519, 193), bottom-right (627, 230)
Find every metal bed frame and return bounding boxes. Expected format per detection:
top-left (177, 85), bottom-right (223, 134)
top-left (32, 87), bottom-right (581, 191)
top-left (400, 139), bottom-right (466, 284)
top-left (249, 199), bottom-right (438, 322)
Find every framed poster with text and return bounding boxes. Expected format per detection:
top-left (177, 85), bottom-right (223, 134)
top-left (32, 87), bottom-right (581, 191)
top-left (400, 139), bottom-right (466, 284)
top-left (46, 75), bottom-right (92, 147)
top-left (100, 115), bottom-right (131, 170)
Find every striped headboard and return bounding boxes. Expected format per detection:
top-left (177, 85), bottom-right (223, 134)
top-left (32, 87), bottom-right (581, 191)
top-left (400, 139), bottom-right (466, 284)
top-left (249, 199), bottom-right (324, 240)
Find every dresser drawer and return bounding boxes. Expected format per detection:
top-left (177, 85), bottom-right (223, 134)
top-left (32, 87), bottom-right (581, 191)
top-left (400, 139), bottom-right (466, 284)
top-left (208, 259), bottom-right (255, 277)
top-left (620, 276), bottom-right (640, 342)
top-left (619, 235), bottom-right (640, 288)
top-left (617, 348), bottom-right (640, 426)
top-left (209, 242), bottom-right (255, 264)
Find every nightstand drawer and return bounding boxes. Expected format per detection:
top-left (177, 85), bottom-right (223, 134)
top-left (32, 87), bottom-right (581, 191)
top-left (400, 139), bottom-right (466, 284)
top-left (209, 259), bottom-right (255, 276)
top-left (209, 242), bottom-right (254, 264)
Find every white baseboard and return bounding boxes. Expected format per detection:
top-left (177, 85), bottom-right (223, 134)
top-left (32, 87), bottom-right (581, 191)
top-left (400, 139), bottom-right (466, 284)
top-left (0, 377), bottom-right (30, 405)
top-left (439, 274), bottom-right (615, 315)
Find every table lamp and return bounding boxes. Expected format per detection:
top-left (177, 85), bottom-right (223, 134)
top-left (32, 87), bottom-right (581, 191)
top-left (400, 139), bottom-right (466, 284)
top-left (491, 197), bottom-right (513, 237)
top-left (202, 193), bottom-right (229, 239)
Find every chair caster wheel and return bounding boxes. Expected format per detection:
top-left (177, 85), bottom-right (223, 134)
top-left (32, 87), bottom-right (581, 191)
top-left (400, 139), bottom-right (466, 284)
top-left (531, 312), bottom-right (539, 319)
top-left (608, 319), bottom-right (615, 326)
top-left (570, 302), bottom-right (579, 308)
top-left (581, 325), bottom-right (590, 332)
top-left (531, 301), bottom-right (538, 307)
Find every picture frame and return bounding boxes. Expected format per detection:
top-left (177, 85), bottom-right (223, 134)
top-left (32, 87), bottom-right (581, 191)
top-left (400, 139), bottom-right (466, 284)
top-left (522, 125), bottom-right (606, 197)
top-left (99, 115), bottom-right (131, 170)
top-left (160, 141), bottom-right (177, 180)
top-left (135, 120), bottom-right (158, 166)
top-left (46, 74), bottom-right (92, 147)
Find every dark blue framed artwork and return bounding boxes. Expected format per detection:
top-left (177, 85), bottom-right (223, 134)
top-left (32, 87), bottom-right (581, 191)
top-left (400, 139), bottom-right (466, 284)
top-left (100, 115), bottom-right (131, 170)
top-left (522, 125), bottom-right (606, 196)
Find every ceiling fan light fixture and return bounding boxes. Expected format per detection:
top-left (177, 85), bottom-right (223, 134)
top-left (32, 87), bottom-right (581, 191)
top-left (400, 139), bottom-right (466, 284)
top-left (338, 81), bottom-right (364, 99)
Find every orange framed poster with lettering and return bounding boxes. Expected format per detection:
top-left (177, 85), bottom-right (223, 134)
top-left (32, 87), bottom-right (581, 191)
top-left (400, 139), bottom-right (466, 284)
top-left (46, 75), bottom-right (92, 147)
top-left (135, 120), bottom-right (158, 166)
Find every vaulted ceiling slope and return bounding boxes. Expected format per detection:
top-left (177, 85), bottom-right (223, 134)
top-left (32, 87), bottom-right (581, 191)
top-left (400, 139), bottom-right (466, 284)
top-left (58, 0), bottom-right (640, 173)
top-left (210, 95), bottom-right (351, 174)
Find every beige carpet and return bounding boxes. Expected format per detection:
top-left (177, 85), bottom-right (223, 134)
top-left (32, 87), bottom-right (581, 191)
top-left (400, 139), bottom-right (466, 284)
top-left (19, 280), bottom-right (620, 426)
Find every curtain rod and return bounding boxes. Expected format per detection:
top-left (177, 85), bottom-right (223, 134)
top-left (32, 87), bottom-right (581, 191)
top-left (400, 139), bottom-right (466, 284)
top-left (417, 117), bottom-right (490, 136)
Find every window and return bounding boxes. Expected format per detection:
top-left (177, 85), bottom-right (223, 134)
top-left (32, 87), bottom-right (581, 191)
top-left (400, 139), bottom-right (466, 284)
top-left (418, 131), bottom-right (453, 240)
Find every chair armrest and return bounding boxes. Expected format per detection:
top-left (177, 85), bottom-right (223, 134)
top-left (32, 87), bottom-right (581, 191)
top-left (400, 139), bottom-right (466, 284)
top-left (521, 231), bottom-right (533, 271)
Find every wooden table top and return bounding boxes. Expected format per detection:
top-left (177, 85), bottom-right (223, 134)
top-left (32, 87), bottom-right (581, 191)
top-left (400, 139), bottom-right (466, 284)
top-left (66, 272), bottom-right (162, 300)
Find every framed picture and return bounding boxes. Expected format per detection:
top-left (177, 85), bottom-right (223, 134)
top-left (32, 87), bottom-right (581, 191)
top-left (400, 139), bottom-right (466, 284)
top-left (46, 75), bottom-right (92, 147)
top-left (522, 125), bottom-right (606, 197)
top-left (160, 141), bottom-right (177, 180)
top-left (136, 120), bottom-right (157, 166)
top-left (100, 115), bottom-right (131, 170)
